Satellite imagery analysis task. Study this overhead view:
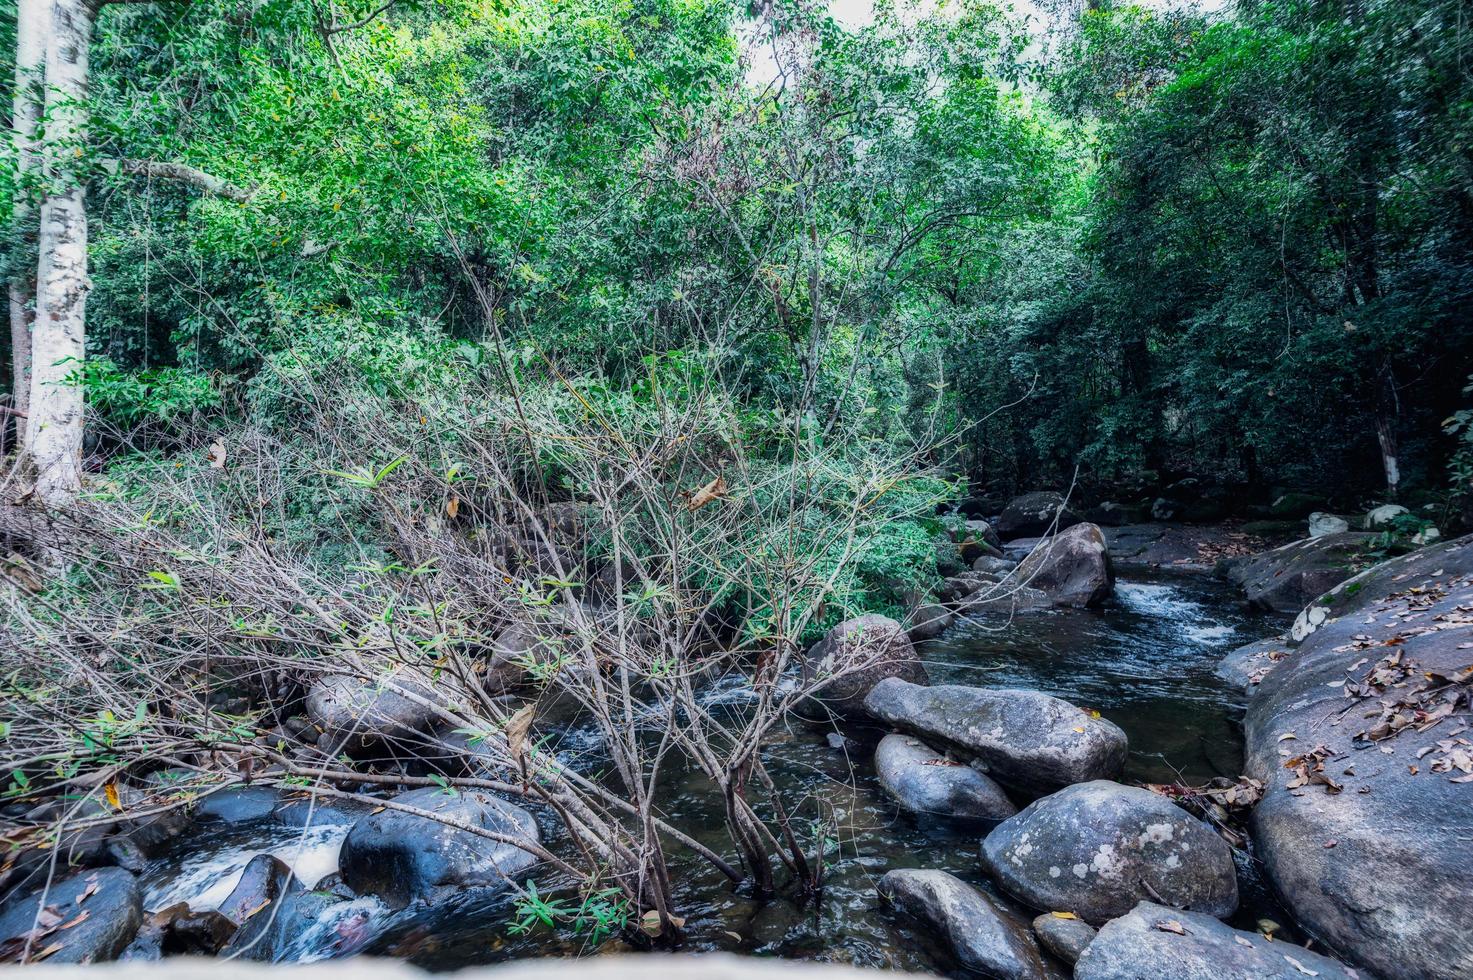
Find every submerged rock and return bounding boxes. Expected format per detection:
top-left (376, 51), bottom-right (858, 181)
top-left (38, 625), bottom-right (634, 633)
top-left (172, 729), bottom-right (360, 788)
top-left (217, 853), bottom-right (302, 928)
top-left (306, 673), bottom-right (438, 756)
top-left (864, 679), bottom-right (1126, 795)
top-left (980, 781), bottom-right (1238, 925)
top-left (1217, 532), bottom-right (1376, 612)
top-left (1031, 912), bottom-right (1096, 966)
top-left (799, 614), bottom-right (928, 717)
top-left (339, 787), bottom-right (541, 909)
top-left (1243, 534), bottom-right (1473, 980)
top-left (995, 492), bottom-right (1082, 540)
top-left (0, 866), bottom-right (142, 964)
top-left (1073, 902), bottom-right (1358, 979)
top-left (877, 869), bottom-right (1048, 980)
top-left (1012, 522), bottom-right (1113, 608)
top-left (874, 734), bottom-right (1017, 824)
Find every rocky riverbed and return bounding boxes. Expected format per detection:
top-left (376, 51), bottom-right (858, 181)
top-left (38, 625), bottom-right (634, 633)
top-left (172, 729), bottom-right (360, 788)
top-left (5, 495), bottom-right (1469, 979)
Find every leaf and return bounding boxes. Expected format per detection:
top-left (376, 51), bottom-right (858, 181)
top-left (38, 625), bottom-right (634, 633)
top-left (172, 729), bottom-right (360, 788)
top-left (1072, 726), bottom-right (1086, 733)
top-left (446, 496), bottom-right (460, 519)
top-left (686, 474), bottom-right (727, 511)
top-left (639, 909), bottom-right (686, 936)
top-left (1234, 936), bottom-right (1254, 948)
top-left (1049, 911), bottom-right (1078, 920)
top-left (103, 782), bottom-right (120, 811)
top-left (1285, 955), bottom-right (1319, 976)
top-left (59, 910), bottom-right (90, 930)
top-left (1154, 919), bottom-right (1187, 935)
top-left (505, 703), bottom-right (536, 762)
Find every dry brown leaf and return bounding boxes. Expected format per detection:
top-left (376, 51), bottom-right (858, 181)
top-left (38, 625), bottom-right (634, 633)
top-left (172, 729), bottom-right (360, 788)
top-left (686, 474), bottom-right (727, 511)
top-left (505, 703), bottom-right (536, 762)
top-left (446, 496), bottom-right (460, 519)
top-left (1154, 919), bottom-right (1187, 936)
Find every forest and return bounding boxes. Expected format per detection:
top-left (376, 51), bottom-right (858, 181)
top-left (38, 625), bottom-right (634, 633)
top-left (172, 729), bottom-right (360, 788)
top-left (1, 1), bottom-right (1471, 978)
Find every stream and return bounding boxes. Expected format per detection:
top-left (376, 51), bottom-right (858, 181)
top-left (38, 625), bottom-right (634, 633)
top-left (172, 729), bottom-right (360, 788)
top-left (137, 575), bottom-right (1287, 972)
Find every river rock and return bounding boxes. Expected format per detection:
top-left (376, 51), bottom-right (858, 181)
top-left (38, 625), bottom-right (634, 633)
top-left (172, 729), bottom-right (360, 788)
top-left (940, 570), bottom-right (1001, 604)
top-left (1243, 534), bottom-right (1473, 980)
top-left (1012, 522), bottom-right (1113, 607)
top-left (1031, 912), bottom-right (1096, 966)
top-left (964, 519), bottom-right (1003, 548)
top-left (1213, 634), bottom-right (1291, 694)
top-left (0, 866), bottom-right (143, 963)
top-left (972, 556), bottom-right (1015, 575)
top-left (874, 734), bottom-right (1018, 824)
top-left (995, 492), bottom-right (1082, 539)
top-left (906, 604), bottom-right (954, 642)
top-left (1073, 902), bottom-right (1358, 979)
top-left (217, 853), bottom-right (302, 928)
top-left (980, 781), bottom-right (1238, 925)
top-left (144, 903), bottom-right (239, 955)
top-left (306, 673), bottom-right (438, 756)
top-left (339, 787), bottom-right (541, 909)
top-left (1217, 532), bottom-right (1375, 612)
top-left (800, 614), bottom-right (928, 717)
top-left (959, 535), bottom-right (1003, 565)
top-left (197, 785), bottom-right (280, 824)
top-left (877, 869), bottom-right (1047, 980)
top-left (864, 679), bottom-right (1126, 795)
top-left (1306, 512), bottom-right (1350, 537)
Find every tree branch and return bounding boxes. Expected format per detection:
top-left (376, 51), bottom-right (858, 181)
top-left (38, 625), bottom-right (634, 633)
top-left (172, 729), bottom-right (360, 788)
top-left (106, 158), bottom-right (258, 202)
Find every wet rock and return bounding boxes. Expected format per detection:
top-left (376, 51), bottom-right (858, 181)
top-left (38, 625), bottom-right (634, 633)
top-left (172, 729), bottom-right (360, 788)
top-left (877, 869), bottom-right (1047, 980)
top-left (0, 866), bottom-right (143, 964)
top-left (940, 570), bottom-right (1001, 605)
top-left (306, 673), bottom-right (438, 756)
top-left (339, 787), bottom-right (541, 909)
top-left (1243, 534), bottom-right (1473, 980)
top-left (995, 492), bottom-right (1082, 540)
top-left (980, 781), bottom-right (1237, 925)
top-left (269, 795), bottom-right (374, 828)
top-left (864, 679), bottom-right (1127, 795)
top-left (1365, 503), bottom-right (1408, 528)
top-left (1073, 902), bottom-right (1358, 979)
top-left (197, 785), bottom-right (280, 824)
top-left (906, 603), bottom-right (954, 642)
top-left (874, 734), bottom-right (1017, 824)
top-left (1012, 522), bottom-right (1113, 607)
top-left (1000, 537), bottom-right (1044, 561)
top-left (964, 519), bottom-right (1003, 549)
top-left (1307, 512), bottom-right (1350, 538)
top-left (145, 903), bottom-right (238, 955)
top-left (959, 536), bottom-right (1003, 565)
top-left (1217, 532), bottom-right (1376, 613)
top-left (1213, 634), bottom-right (1291, 695)
top-left (1031, 912), bottom-right (1096, 966)
top-left (956, 583), bottom-right (1054, 617)
top-left (220, 884), bottom-right (347, 962)
top-left (799, 615), bottom-right (928, 718)
top-left (217, 853), bottom-right (302, 928)
top-left (487, 622), bottom-right (566, 690)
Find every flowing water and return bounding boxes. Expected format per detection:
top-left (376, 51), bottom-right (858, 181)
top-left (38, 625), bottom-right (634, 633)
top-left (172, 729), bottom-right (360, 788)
top-left (138, 574), bottom-right (1285, 972)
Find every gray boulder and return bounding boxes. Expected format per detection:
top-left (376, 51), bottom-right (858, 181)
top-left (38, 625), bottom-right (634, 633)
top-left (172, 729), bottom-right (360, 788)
top-left (864, 679), bottom-right (1126, 795)
top-left (1213, 634), bottom-right (1291, 695)
top-left (963, 519), bottom-right (1003, 548)
top-left (0, 867), bottom-right (142, 963)
top-left (905, 603), bottom-right (954, 642)
top-left (1365, 502), bottom-right (1408, 528)
top-left (800, 615), bottom-right (928, 717)
top-left (1074, 902), bottom-right (1358, 980)
top-left (973, 556), bottom-right (1015, 575)
top-left (1031, 912), bottom-right (1096, 966)
top-left (1217, 532), bottom-right (1376, 612)
top-left (1013, 522), bottom-right (1113, 607)
top-left (1307, 512), bottom-right (1350, 538)
top-left (980, 781), bottom-right (1238, 925)
top-left (874, 734), bottom-right (1017, 824)
top-left (339, 787), bottom-right (541, 909)
top-left (1244, 534), bottom-right (1473, 980)
top-left (877, 869), bottom-right (1047, 980)
top-left (996, 492), bottom-right (1082, 540)
top-left (306, 673), bottom-right (438, 755)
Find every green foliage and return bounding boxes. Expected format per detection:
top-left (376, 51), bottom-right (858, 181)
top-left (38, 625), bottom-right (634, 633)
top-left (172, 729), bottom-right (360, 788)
top-left (80, 359), bottom-right (220, 432)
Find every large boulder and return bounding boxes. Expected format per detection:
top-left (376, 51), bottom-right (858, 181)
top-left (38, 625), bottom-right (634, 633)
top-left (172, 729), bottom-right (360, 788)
top-left (1217, 532), bottom-right (1376, 612)
top-left (0, 867), bottom-right (143, 964)
top-left (995, 492), bottom-right (1082, 540)
top-left (1243, 534), bottom-right (1473, 980)
top-left (877, 869), bottom-right (1047, 980)
top-left (1012, 523), bottom-right (1113, 608)
top-left (1074, 902), bottom-right (1359, 980)
top-left (1213, 634), bottom-right (1291, 695)
top-left (339, 787), bottom-right (541, 909)
top-left (980, 781), bottom-right (1238, 925)
top-left (864, 679), bottom-right (1126, 795)
top-left (874, 734), bottom-right (1018, 824)
top-left (305, 673), bottom-right (438, 756)
top-left (1365, 502), bottom-right (1408, 528)
top-left (799, 615), bottom-right (928, 717)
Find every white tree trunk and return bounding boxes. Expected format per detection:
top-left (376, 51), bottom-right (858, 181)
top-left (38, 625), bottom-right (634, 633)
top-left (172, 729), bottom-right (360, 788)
top-left (7, 0), bottom-right (50, 443)
top-left (27, 0), bottom-right (95, 508)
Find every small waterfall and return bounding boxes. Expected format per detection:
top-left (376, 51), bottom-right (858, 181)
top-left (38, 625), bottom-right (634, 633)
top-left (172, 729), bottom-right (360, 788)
top-left (142, 821), bottom-right (351, 912)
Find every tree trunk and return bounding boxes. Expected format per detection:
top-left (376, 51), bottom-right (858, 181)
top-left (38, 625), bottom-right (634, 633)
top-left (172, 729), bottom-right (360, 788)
top-left (27, 0), bottom-right (95, 508)
top-left (8, 0), bottom-right (50, 443)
